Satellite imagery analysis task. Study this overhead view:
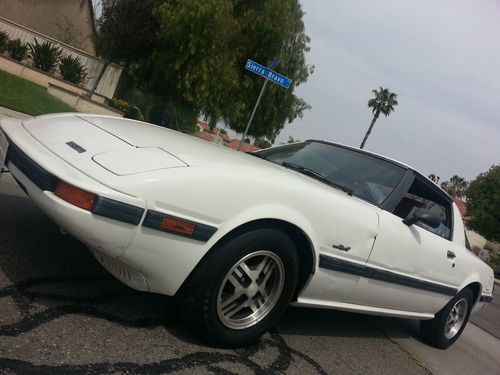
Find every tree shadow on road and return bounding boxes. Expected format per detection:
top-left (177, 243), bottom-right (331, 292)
top-left (0, 191), bottom-right (424, 375)
top-left (0, 193), bottom-right (414, 341)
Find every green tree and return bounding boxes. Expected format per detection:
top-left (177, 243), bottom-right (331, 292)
top-left (287, 135), bottom-right (301, 143)
top-left (254, 138), bottom-right (272, 149)
top-left (97, 0), bottom-right (313, 140)
top-left (90, 0), bottom-right (162, 99)
top-left (360, 87), bottom-right (398, 149)
top-left (441, 175), bottom-right (469, 198)
top-left (95, 0), bottom-right (160, 64)
top-left (428, 174), bottom-right (440, 184)
top-left (220, 0), bottom-right (313, 141)
top-left (465, 165), bottom-right (500, 242)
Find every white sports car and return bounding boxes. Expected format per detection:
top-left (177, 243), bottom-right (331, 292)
top-left (0, 114), bottom-right (494, 348)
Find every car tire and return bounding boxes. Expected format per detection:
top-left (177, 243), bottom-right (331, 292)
top-left (178, 228), bottom-right (299, 347)
top-left (420, 288), bottom-right (474, 349)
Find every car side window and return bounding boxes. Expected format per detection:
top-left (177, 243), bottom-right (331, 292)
top-left (392, 177), bottom-right (452, 240)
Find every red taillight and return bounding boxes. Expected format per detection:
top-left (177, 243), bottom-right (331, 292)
top-left (160, 217), bottom-right (195, 236)
top-left (55, 181), bottom-right (96, 211)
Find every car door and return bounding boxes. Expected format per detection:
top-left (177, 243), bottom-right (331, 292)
top-left (346, 174), bottom-right (462, 314)
top-left (297, 194), bottom-right (380, 306)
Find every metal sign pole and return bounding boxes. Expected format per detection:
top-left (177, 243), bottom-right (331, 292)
top-left (238, 79), bottom-right (268, 151)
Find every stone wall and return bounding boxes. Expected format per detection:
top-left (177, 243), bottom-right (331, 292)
top-left (0, 16), bottom-right (122, 99)
top-left (0, 54), bottom-right (106, 104)
top-left (47, 84), bottom-right (124, 117)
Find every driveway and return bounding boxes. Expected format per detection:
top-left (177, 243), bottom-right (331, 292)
top-left (0, 173), bottom-right (498, 374)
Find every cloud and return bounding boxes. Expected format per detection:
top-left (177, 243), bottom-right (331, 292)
top-left (280, 0), bottom-right (500, 180)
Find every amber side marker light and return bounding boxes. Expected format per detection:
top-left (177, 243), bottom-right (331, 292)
top-left (55, 181), bottom-right (96, 211)
top-left (160, 217), bottom-right (195, 236)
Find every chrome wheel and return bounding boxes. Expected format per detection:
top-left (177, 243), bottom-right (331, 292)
top-left (216, 250), bottom-right (285, 330)
top-left (444, 298), bottom-right (468, 339)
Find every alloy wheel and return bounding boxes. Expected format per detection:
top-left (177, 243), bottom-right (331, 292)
top-left (216, 250), bottom-right (285, 330)
top-left (444, 297), bottom-right (468, 339)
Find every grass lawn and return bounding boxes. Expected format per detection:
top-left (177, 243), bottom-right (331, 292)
top-left (0, 69), bottom-right (74, 116)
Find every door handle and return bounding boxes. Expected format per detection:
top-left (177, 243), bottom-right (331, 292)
top-left (447, 250), bottom-right (456, 259)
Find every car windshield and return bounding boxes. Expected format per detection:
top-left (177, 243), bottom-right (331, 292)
top-left (256, 141), bottom-right (406, 205)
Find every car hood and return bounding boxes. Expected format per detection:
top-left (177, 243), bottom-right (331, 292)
top-left (76, 115), bottom-right (267, 168)
top-left (20, 114), bottom-right (292, 181)
top-left (22, 114), bottom-right (266, 171)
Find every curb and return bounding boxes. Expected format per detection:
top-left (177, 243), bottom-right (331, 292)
top-left (0, 106), bottom-right (32, 120)
top-left (495, 279), bottom-right (500, 287)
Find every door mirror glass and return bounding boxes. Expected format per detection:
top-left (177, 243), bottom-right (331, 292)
top-left (403, 208), bottom-right (441, 229)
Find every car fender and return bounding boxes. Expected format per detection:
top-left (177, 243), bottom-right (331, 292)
top-left (206, 201), bottom-right (320, 263)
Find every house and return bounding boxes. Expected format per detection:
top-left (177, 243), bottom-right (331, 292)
top-left (453, 197), bottom-right (470, 221)
top-left (225, 140), bottom-right (261, 153)
top-left (193, 121), bottom-right (231, 145)
top-left (0, 0), bottom-right (97, 54)
top-left (190, 122), bottom-right (261, 152)
top-left (192, 131), bottom-right (215, 142)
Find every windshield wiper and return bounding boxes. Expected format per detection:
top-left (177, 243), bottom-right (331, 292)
top-left (250, 152), bottom-right (267, 160)
top-left (281, 161), bottom-right (353, 195)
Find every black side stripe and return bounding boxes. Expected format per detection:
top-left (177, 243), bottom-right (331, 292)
top-left (480, 295), bottom-right (493, 303)
top-left (6, 140), bottom-right (58, 191)
top-left (319, 254), bottom-right (458, 296)
top-left (91, 197), bottom-right (144, 225)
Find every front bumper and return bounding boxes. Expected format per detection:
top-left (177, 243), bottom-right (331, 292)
top-left (3, 128), bottom-right (146, 259)
top-left (1, 120), bottom-right (216, 296)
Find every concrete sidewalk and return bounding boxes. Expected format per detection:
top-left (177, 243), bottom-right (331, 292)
top-left (380, 317), bottom-right (500, 375)
top-left (0, 106), bottom-right (31, 120)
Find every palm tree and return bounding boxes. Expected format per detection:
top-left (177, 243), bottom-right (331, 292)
top-left (360, 87), bottom-right (398, 149)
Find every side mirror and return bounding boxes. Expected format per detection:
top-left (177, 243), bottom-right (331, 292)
top-left (403, 208), bottom-right (441, 229)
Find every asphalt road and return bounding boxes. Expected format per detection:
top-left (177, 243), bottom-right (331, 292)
top-left (0, 174), bottom-right (497, 374)
top-left (470, 286), bottom-right (500, 339)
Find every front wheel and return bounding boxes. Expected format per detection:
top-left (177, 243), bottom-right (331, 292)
top-left (420, 288), bottom-right (473, 349)
top-left (178, 228), bottom-right (299, 347)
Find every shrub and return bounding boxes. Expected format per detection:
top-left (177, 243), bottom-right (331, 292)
top-left (59, 55), bottom-right (87, 84)
top-left (28, 38), bottom-right (62, 72)
top-left (484, 242), bottom-right (495, 251)
top-left (0, 31), bottom-right (9, 53)
top-left (124, 105), bottom-right (144, 121)
top-left (7, 39), bottom-right (28, 61)
top-left (471, 246), bottom-right (481, 256)
top-left (111, 98), bottom-right (129, 112)
top-left (487, 251), bottom-right (500, 274)
top-left (110, 98), bottom-right (143, 120)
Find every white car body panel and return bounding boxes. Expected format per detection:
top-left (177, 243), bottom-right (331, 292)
top-left (348, 209), bottom-right (463, 313)
top-left (0, 114), bottom-right (494, 321)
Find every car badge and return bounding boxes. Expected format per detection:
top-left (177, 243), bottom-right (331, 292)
top-left (332, 244), bottom-right (351, 251)
top-left (66, 141), bottom-right (86, 153)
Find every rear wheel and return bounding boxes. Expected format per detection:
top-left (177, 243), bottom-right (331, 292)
top-left (178, 228), bottom-right (299, 347)
top-left (420, 288), bottom-right (473, 349)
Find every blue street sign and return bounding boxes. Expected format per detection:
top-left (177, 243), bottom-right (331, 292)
top-left (245, 59), bottom-right (292, 89)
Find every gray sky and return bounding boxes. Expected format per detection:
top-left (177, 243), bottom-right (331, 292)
top-left (93, 1), bottom-right (499, 180)
top-left (277, 0), bottom-right (500, 181)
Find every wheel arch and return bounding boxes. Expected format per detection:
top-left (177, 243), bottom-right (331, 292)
top-left (176, 218), bottom-right (317, 299)
top-left (463, 281), bottom-right (482, 305)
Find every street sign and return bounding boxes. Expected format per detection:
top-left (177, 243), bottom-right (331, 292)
top-left (238, 58), bottom-right (292, 151)
top-left (245, 59), bottom-right (292, 89)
